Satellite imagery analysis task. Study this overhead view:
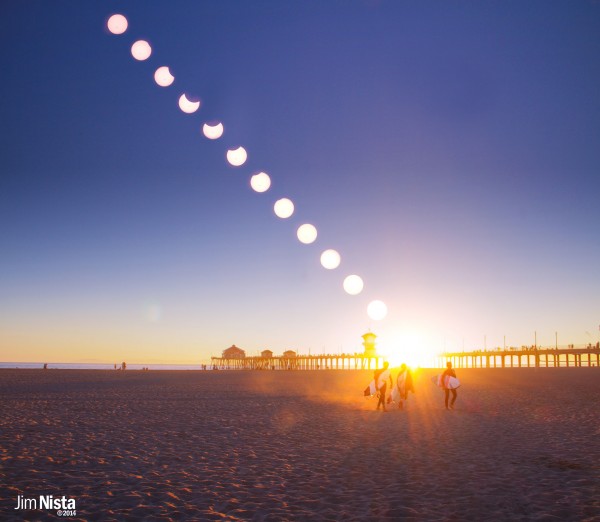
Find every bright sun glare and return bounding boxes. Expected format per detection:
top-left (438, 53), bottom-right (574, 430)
top-left (380, 330), bottom-right (440, 369)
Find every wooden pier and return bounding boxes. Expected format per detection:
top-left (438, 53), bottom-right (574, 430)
top-left (210, 337), bottom-right (600, 370)
top-left (439, 345), bottom-right (600, 369)
top-left (210, 353), bottom-right (386, 371)
top-left (211, 332), bottom-right (386, 371)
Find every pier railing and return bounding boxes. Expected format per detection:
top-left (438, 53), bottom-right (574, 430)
top-left (439, 346), bottom-right (600, 368)
top-left (210, 354), bottom-right (385, 371)
top-left (210, 345), bottom-right (600, 370)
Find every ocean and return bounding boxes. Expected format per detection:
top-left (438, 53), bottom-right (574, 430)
top-left (0, 362), bottom-right (202, 370)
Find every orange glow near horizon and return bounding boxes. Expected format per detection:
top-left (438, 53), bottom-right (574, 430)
top-left (380, 329), bottom-right (440, 369)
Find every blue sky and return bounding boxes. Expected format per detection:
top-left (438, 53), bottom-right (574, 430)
top-left (1, 1), bottom-right (599, 365)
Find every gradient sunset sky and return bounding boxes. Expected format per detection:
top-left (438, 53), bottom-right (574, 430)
top-left (1, 1), bottom-right (599, 365)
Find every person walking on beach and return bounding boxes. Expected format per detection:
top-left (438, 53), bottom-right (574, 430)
top-left (394, 363), bottom-right (414, 410)
top-left (374, 361), bottom-right (392, 412)
top-left (441, 361), bottom-right (457, 410)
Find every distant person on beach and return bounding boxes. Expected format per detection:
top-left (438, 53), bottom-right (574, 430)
top-left (441, 362), bottom-right (457, 410)
top-left (393, 363), bottom-right (414, 410)
top-left (374, 361), bottom-right (392, 411)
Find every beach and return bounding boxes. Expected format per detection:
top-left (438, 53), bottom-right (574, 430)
top-left (0, 368), bottom-right (598, 521)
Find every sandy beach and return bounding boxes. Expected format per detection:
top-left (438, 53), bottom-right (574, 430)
top-left (0, 368), bottom-right (598, 521)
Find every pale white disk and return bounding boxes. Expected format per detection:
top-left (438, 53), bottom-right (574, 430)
top-left (297, 224), bottom-right (318, 244)
top-left (179, 94), bottom-right (200, 114)
top-left (367, 300), bottom-right (388, 320)
top-left (320, 249), bottom-right (341, 270)
top-left (131, 40), bottom-right (152, 61)
top-left (274, 198), bottom-right (294, 219)
top-left (202, 122), bottom-right (224, 140)
top-left (343, 275), bottom-right (364, 295)
top-left (107, 14), bottom-right (128, 35)
top-left (250, 172), bottom-right (271, 193)
top-left (154, 66), bottom-right (174, 87)
top-left (226, 147), bottom-right (247, 166)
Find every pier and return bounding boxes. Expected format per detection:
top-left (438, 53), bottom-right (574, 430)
top-left (210, 338), bottom-right (600, 370)
top-left (210, 332), bottom-right (385, 370)
top-left (439, 345), bottom-right (600, 368)
top-left (210, 353), bottom-right (385, 371)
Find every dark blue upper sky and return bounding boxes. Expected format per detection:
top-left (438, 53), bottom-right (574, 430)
top-left (1, 1), bottom-right (599, 364)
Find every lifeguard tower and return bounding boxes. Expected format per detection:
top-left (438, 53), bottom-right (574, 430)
top-left (362, 331), bottom-right (377, 357)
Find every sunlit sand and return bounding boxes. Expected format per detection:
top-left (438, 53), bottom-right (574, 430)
top-left (0, 368), bottom-right (597, 519)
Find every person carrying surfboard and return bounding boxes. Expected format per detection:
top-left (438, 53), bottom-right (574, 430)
top-left (393, 363), bottom-right (414, 410)
top-left (374, 361), bottom-right (392, 411)
top-left (441, 361), bottom-right (458, 410)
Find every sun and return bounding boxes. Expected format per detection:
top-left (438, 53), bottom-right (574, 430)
top-left (380, 330), bottom-right (440, 369)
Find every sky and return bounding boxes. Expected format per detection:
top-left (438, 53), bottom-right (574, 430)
top-left (1, 1), bottom-right (599, 366)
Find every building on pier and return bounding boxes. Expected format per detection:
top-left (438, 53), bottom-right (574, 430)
top-left (210, 332), bottom-right (386, 370)
top-left (222, 345), bottom-right (245, 358)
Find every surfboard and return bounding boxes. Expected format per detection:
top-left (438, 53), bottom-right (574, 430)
top-left (432, 374), bottom-right (461, 389)
top-left (363, 379), bottom-right (377, 396)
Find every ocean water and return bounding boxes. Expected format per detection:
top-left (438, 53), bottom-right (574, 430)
top-left (0, 362), bottom-right (202, 370)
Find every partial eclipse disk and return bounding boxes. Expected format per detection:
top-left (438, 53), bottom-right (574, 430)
top-left (226, 147), bottom-right (247, 167)
top-left (179, 94), bottom-right (200, 114)
top-left (131, 40), bottom-right (151, 61)
top-left (203, 123), bottom-right (224, 140)
top-left (107, 14), bottom-right (128, 35)
top-left (274, 198), bottom-right (294, 218)
top-left (320, 249), bottom-right (341, 270)
top-left (154, 66), bottom-right (174, 87)
top-left (297, 224), bottom-right (317, 244)
top-left (367, 300), bottom-right (388, 320)
top-left (250, 172), bottom-right (271, 193)
top-left (343, 275), bottom-right (364, 295)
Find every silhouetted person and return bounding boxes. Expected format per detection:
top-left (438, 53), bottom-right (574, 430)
top-left (394, 363), bottom-right (414, 409)
top-left (441, 361), bottom-right (457, 410)
top-left (374, 361), bottom-right (392, 411)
